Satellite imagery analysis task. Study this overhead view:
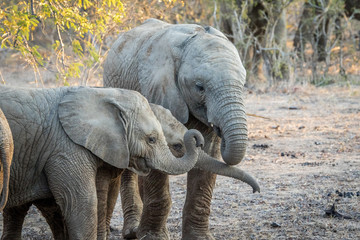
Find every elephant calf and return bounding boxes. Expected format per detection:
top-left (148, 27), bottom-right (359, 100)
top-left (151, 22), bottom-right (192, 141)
top-left (103, 18), bottom-right (252, 240)
top-left (0, 85), bottom-right (204, 239)
top-left (114, 104), bottom-right (261, 239)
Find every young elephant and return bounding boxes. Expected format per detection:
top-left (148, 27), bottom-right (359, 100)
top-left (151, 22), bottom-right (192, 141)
top-left (0, 86), bottom-right (204, 240)
top-left (104, 18), bottom-right (253, 239)
top-left (0, 108), bottom-right (13, 212)
top-left (113, 104), bottom-right (260, 239)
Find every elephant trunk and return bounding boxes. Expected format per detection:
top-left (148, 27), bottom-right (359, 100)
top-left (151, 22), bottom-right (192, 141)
top-left (211, 85), bottom-right (247, 166)
top-left (0, 110), bottom-right (14, 211)
top-left (196, 151), bottom-right (260, 193)
top-left (147, 129), bottom-right (204, 175)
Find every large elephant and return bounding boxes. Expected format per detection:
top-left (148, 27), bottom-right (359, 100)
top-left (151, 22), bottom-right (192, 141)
top-left (0, 108), bottom-right (13, 212)
top-left (0, 85), bottom-right (204, 239)
top-left (103, 18), bottom-right (253, 239)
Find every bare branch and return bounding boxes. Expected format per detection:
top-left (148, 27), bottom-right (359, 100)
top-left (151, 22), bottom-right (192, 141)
top-left (0, 71), bottom-right (6, 85)
top-left (213, 0), bottom-right (218, 29)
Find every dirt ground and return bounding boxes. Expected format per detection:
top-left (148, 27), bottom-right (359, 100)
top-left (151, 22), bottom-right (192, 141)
top-left (0, 65), bottom-right (359, 239)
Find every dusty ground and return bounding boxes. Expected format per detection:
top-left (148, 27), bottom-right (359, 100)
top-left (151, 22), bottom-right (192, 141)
top-left (0, 64), bottom-right (359, 239)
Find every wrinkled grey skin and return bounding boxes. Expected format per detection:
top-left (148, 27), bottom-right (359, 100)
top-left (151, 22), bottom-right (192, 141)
top-left (0, 86), bottom-right (204, 240)
top-left (103, 19), bottom-right (251, 240)
top-left (0, 108), bottom-right (13, 212)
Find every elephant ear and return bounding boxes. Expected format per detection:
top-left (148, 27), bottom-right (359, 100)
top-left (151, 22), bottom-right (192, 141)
top-left (58, 87), bottom-right (129, 169)
top-left (139, 60), bottom-right (189, 124)
top-left (136, 22), bottom-right (209, 124)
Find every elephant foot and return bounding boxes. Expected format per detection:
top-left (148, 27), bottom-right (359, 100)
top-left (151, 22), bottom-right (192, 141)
top-left (137, 228), bottom-right (170, 240)
top-left (122, 224), bottom-right (138, 239)
top-left (182, 232), bottom-right (215, 240)
top-left (107, 225), bottom-right (121, 239)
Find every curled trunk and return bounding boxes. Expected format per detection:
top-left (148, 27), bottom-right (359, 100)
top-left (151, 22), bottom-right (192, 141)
top-left (196, 151), bottom-right (260, 193)
top-left (0, 109), bottom-right (14, 211)
top-left (147, 129), bottom-right (204, 175)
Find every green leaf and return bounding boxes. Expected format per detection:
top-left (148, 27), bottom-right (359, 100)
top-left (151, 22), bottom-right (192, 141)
top-left (72, 39), bottom-right (84, 57)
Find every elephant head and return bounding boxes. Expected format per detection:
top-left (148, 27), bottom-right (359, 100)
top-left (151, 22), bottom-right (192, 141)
top-left (105, 19), bottom-right (247, 166)
top-left (0, 108), bottom-right (14, 211)
top-left (150, 103), bottom-right (259, 193)
top-left (58, 87), bottom-right (204, 176)
top-left (150, 104), bottom-right (188, 158)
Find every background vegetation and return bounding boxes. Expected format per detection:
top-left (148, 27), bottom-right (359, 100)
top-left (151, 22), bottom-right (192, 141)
top-left (1, 0), bottom-right (359, 88)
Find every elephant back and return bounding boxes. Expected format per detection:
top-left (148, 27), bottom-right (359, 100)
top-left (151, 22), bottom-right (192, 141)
top-left (0, 86), bottom-right (71, 206)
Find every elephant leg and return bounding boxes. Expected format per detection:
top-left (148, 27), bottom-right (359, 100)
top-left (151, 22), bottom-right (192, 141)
top-left (1, 203), bottom-right (31, 240)
top-left (120, 169), bottom-right (143, 239)
top-left (105, 175), bottom-right (122, 237)
top-left (34, 199), bottom-right (68, 240)
top-left (136, 170), bottom-right (171, 240)
top-left (182, 169), bottom-right (217, 240)
top-left (45, 156), bottom-right (98, 240)
top-left (96, 167), bottom-right (112, 240)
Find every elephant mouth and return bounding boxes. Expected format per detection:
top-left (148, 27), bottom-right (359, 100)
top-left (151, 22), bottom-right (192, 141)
top-left (210, 123), bottom-right (227, 153)
top-left (127, 157), bottom-right (151, 176)
top-left (210, 123), bottom-right (222, 138)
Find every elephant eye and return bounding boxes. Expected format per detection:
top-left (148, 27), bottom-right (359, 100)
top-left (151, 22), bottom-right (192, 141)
top-left (195, 82), bottom-right (205, 93)
top-left (148, 136), bottom-right (156, 144)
